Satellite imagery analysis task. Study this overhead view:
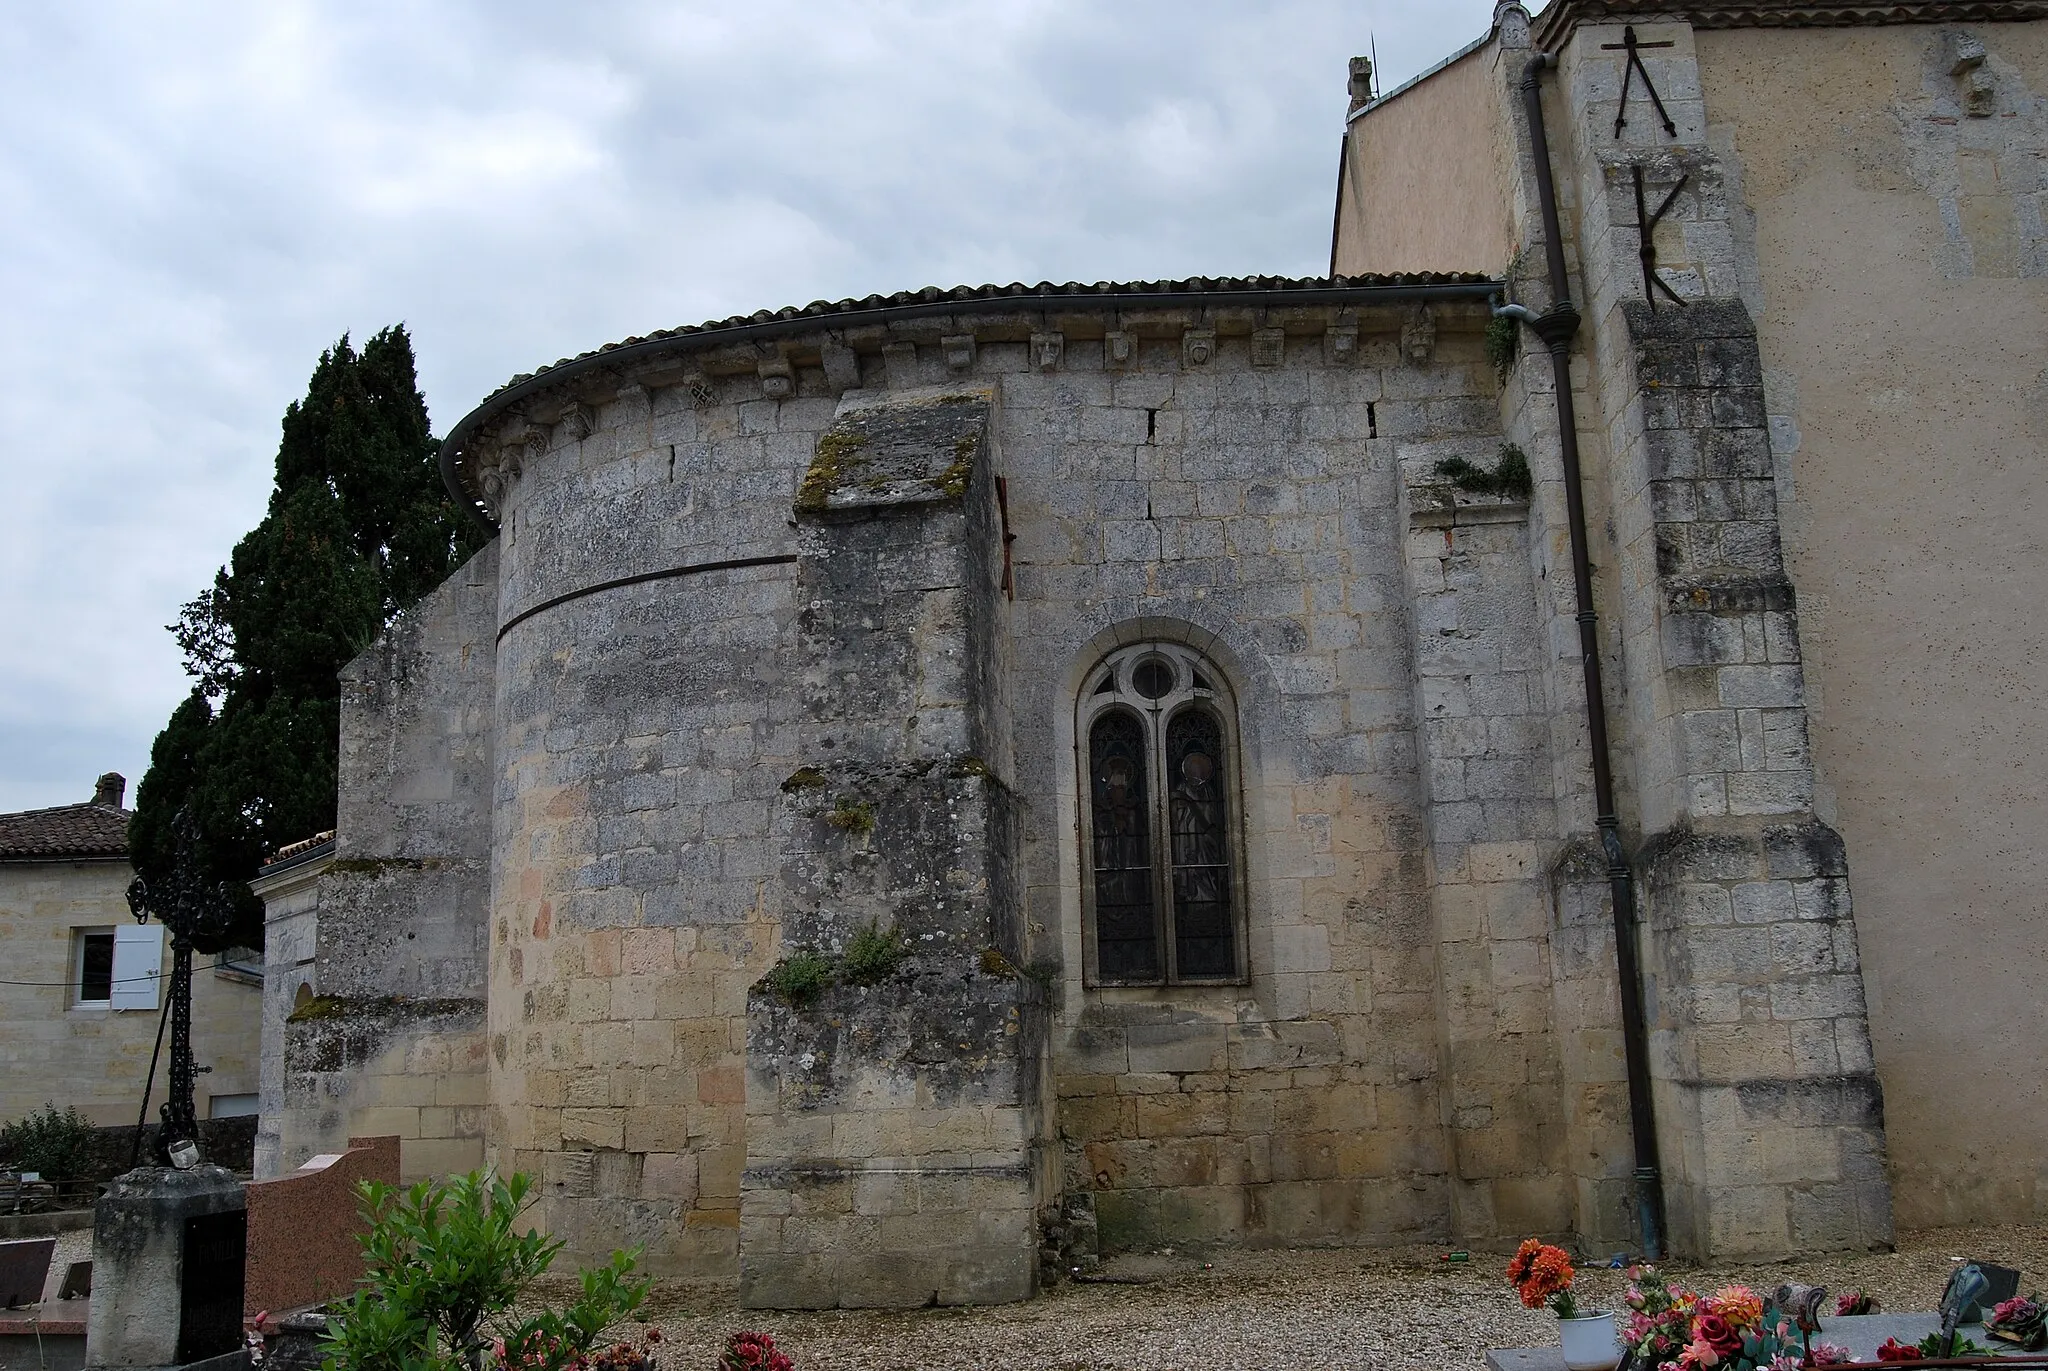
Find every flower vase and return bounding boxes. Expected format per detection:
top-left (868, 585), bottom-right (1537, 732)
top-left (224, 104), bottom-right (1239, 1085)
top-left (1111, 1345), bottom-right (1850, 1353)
top-left (1558, 1312), bottom-right (1623, 1371)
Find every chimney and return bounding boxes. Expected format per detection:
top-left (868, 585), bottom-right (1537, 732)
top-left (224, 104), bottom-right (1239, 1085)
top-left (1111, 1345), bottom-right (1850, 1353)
top-left (94, 772), bottom-right (126, 809)
top-left (1348, 55), bottom-right (1375, 113)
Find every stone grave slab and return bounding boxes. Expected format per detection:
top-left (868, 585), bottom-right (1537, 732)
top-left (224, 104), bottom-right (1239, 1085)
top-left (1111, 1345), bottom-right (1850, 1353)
top-left (0, 1240), bottom-right (53, 1309)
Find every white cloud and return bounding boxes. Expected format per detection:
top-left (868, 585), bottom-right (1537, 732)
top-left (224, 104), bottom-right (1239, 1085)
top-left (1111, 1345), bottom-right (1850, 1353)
top-left (0, 0), bottom-right (1499, 812)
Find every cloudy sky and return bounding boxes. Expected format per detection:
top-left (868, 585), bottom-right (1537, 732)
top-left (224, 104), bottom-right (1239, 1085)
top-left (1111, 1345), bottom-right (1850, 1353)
top-left (0, 0), bottom-right (1499, 814)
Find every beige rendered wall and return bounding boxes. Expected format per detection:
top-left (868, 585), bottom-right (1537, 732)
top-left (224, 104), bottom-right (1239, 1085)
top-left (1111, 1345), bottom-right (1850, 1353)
top-left (0, 860), bottom-right (262, 1127)
top-left (1333, 47), bottom-right (1515, 276)
top-left (1698, 21), bottom-right (2048, 1227)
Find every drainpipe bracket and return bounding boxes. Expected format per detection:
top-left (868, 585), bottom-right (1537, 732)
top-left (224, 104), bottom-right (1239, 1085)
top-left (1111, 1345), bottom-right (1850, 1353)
top-left (1531, 301), bottom-right (1582, 348)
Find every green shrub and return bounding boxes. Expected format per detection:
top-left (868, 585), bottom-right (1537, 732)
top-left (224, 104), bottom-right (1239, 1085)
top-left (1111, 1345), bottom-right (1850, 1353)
top-left (318, 1170), bottom-right (647, 1371)
top-left (762, 950), bottom-right (835, 1007)
top-left (1436, 443), bottom-right (1533, 499)
top-left (1485, 312), bottom-right (1521, 380)
top-left (0, 1103), bottom-right (96, 1180)
top-left (842, 922), bottom-right (908, 985)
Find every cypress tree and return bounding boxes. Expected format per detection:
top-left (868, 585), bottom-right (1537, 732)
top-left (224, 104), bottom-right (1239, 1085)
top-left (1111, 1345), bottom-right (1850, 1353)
top-left (134, 325), bottom-right (485, 949)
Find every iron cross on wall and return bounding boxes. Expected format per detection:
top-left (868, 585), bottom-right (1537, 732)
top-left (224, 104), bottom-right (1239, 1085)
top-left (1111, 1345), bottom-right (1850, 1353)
top-left (1606, 25), bottom-right (1677, 138)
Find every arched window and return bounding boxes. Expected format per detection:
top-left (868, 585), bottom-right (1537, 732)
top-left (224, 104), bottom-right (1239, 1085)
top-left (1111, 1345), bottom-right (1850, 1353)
top-left (1078, 642), bottom-right (1247, 985)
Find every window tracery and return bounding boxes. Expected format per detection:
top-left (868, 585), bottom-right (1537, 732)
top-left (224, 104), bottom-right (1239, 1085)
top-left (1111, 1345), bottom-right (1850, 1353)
top-left (1078, 643), bottom-right (1246, 985)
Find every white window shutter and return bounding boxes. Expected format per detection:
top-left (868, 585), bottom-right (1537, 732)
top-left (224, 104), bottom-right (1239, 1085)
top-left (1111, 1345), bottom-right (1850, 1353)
top-left (111, 923), bottom-right (165, 1011)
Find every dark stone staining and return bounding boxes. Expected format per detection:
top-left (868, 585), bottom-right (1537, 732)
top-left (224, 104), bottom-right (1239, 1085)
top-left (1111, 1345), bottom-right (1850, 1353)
top-left (283, 995), bottom-right (484, 1075)
top-left (750, 967), bottom-right (1044, 1113)
top-left (1763, 820), bottom-right (1849, 881)
top-left (1625, 298), bottom-right (1788, 604)
top-left (778, 759), bottom-right (1018, 957)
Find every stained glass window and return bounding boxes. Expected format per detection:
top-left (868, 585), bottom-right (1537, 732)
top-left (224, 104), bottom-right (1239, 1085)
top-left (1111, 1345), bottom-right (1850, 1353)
top-left (1090, 711), bottom-right (1158, 980)
top-left (1078, 643), bottom-right (1244, 985)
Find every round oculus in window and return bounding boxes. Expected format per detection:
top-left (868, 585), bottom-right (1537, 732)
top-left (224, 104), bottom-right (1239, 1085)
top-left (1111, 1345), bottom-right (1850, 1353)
top-left (1131, 657), bottom-right (1176, 699)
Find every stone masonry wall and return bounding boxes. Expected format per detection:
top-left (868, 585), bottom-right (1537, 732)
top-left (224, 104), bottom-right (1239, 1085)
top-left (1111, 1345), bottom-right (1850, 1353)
top-left (742, 389), bottom-right (1046, 1309)
top-left (484, 363), bottom-right (819, 1276)
top-left (451, 291), bottom-right (1664, 1282)
top-left (988, 312), bottom-right (1499, 1250)
top-left (261, 544), bottom-right (498, 1182)
top-left (1397, 465), bottom-right (1571, 1245)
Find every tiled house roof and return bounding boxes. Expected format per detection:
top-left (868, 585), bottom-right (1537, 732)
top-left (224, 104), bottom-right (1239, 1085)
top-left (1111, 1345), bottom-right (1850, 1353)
top-left (0, 800), bottom-right (130, 862)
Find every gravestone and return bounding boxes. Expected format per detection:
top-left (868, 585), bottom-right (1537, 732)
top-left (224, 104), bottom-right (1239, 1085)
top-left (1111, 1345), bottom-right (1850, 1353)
top-left (242, 1135), bottom-right (396, 1318)
top-left (0, 1239), bottom-right (54, 1309)
top-left (84, 1166), bottom-right (245, 1369)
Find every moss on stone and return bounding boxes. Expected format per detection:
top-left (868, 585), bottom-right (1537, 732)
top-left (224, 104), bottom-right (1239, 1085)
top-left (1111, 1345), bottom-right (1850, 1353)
top-left (285, 993), bottom-right (352, 1023)
top-left (796, 428), bottom-right (867, 511)
top-left (936, 432), bottom-right (978, 499)
top-left (978, 946), bottom-right (1018, 978)
top-left (780, 766), bottom-right (828, 793)
top-left (824, 796), bottom-right (876, 835)
top-left (842, 921), bottom-right (909, 985)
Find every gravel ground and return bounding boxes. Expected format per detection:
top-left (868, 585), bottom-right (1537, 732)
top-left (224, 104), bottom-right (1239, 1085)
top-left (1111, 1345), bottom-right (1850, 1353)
top-left (525, 1225), bottom-right (2048, 1371)
top-left (36, 1218), bottom-right (2045, 1369)
top-left (40, 1224), bottom-right (91, 1302)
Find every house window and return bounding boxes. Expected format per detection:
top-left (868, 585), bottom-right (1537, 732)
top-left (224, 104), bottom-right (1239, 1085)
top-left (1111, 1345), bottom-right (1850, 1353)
top-left (1079, 642), bottom-right (1247, 985)
top-left (74, 929), bottom-right (115, 1005)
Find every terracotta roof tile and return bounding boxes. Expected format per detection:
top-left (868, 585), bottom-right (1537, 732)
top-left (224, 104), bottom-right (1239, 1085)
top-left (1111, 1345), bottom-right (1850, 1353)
top-left (476, 272), bottom-right (1499, 406)
top-left (0, 801), bottom-right (130, 862)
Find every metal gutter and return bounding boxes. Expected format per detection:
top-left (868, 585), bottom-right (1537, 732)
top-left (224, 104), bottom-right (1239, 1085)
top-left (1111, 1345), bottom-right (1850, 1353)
top-left (438, 277), bottom-right (1505, 531)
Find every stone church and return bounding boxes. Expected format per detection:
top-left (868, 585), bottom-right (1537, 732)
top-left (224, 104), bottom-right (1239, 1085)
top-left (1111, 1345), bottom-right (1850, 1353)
top-left (253, 0), bottom-right (2048, 1309)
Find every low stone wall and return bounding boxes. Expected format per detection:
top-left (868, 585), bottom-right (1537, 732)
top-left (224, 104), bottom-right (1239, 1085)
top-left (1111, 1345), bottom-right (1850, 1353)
top-left (80, 1118), bottom-right (258, 1180)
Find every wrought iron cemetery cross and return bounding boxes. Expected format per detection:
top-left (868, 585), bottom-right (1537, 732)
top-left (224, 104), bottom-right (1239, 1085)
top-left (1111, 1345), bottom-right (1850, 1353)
top-left (126, 812), bottom-right (241, 1167)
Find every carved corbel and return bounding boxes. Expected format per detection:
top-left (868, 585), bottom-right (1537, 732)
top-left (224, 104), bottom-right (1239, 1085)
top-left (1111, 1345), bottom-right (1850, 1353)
top-left (1031, 331), bottom-right (1064, 371)
top-left (1251, 327), bottom-right (1285, 369)
top-left (758, 356), bottom-right (796, 400)
top-left (883, 341), bottom-right (918, 388)
top-left (1104, 330), bottom-right (1136, 371)
top-left (478, 466), bottom-right (507, 515)
top-left (683, 371), bottom-right (715, 407)
top-left (1325, 322), bottom-right (1359, 366)
top-left (941, 335), bottom-right (977, 371)
top-left (1182, 328), bottom-right (1216, 367)
top-left (560, 401), bottom-right (597, 440)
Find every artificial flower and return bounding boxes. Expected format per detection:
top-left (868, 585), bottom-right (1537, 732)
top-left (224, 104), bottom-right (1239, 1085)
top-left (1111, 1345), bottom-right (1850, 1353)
top-left (1693, 1313), bottom-right (1743, 1358)
top-left (1708, 1287), bottom-right (1765, 1331)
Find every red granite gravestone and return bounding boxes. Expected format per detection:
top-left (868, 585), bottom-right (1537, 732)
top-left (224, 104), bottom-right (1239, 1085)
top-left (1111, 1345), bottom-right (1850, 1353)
top-left (242, 1136), bottom-right (399, 1318)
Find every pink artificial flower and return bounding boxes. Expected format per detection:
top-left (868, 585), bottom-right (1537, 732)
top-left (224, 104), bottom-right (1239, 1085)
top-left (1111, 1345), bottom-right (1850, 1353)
top-left (1808, 1342), bottom-right (1853, 1366)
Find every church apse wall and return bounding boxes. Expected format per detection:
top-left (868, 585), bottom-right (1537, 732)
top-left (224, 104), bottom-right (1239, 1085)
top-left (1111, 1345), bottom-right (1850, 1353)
top-left (261, 259), bottom-right (1891, 1305)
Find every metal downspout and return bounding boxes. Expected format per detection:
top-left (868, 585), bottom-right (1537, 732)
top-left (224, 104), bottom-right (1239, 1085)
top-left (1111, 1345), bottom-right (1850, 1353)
top-left (1507, 51), bottom-right (1667, 1261)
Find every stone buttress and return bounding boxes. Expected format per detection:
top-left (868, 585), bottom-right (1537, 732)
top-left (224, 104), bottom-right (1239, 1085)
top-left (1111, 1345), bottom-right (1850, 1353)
top-left (740, 388), bottom-right (1051, 1308)
top-left (1500, 8), bottom-right (1895, 1256)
